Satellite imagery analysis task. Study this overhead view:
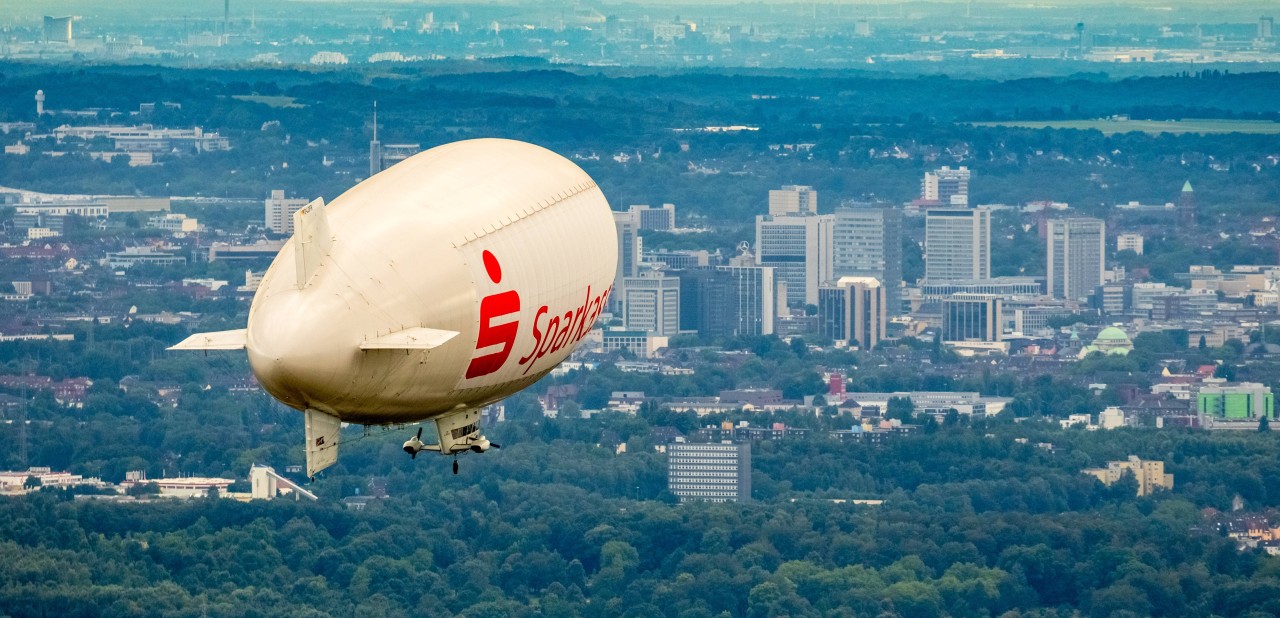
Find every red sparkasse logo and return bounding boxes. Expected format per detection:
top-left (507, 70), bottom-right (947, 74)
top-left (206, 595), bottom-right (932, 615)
top-left (465, 250), bottom-right (521, 379)
top-left (465, 250), bottom-right (611, 379)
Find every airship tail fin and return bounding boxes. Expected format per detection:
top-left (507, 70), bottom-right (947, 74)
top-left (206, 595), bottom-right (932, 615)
top-left (359, 326), bottom-right (459, 350)
top-left (167, 329), bottom-right (247, 351)
top-left (293, 197), bottom-right (332, 290)
top-left (304, 409), bottom-right (342, 478)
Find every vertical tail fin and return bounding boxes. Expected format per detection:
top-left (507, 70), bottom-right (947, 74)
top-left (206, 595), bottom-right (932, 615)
top-left (293, 198), bottom-right (332, 290)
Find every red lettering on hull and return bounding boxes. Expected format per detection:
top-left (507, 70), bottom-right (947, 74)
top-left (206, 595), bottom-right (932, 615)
top-left (466, 250), bottom-right (611, 380)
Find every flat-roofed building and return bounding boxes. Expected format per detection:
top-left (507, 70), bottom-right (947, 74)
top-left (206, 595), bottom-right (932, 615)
top-left (668, 441), bottom-right (751, 502)
top-left (818, 276), bottom-right (885, 349)
top-left (628, 203), bottom-right (676, 231)
top-left (1083, 456), bottom-right (1173, 496)
top-left (1047, 218), bottom-right (1105, 302)
top-left (755, 213), bottom-right (834, 307)
top-left (833, 205), bottom-right (902, 313)
top-left (676, 265), bottom-right (774, 338)
top-left (622, 272), bottom-right (680, 336)
top-left (925, 208), bottom-right (990, 282)
top-left (1198, 383), bottom-right (1274, 423)
top-left (264, 190), bottom-right (310, 235)
top-left (1117, 232), bottom-right (1144, 255)
top-left (768, 185), bottom-right (817, 216)
top-left (942, 293), bottom-right (1003, 342)
top-left (922, 166), bottom-right (970, 206)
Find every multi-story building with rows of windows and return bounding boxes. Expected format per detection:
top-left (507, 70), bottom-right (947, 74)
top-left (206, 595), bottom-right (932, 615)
top-left (667, 441), bottom-right (752, 503)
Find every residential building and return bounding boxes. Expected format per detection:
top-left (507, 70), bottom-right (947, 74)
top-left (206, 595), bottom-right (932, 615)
top-left (818, 276), bottom-right (886, 349)
top-left (1082, 456), bottom-right (1174, 496)
top-left (755, 214), bottom-right (834, 307)
top-left (1117, 232), bottom-right (1144, 255)
top-left (942, 294), bottom-right (1003, 342)
top-left (768, 185), bottom-right (817, 216)
top-left (833, 205), bottom-right (902, 313)
top-left (925, 208), bottom-right (990, 282)
top-left (264, 190), bottom-right (310, 235)
top-left (1047, 218), bottom-right (1105, 302)
top-left (667, 441), bottom-right (751, 502)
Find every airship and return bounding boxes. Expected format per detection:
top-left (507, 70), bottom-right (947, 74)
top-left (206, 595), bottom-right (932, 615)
top-left (171, 139), bottom-right (618, 477)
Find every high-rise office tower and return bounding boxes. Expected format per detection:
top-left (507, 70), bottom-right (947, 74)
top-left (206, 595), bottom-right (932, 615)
top-left (921, 166), bottom-right (970, 206)
top-left (833, 205), bottom-right (903, 314)
top-left (1047, 218), bottom-right (1105, 302)
top-left (1260, 16), bottom-right (1274, 39)
top-left (667, 442), bottom-right (751, 503)
top-left (768, 185), bottom-right (817, 216)
top-left (818, 277), bottom-right (886, 349)
top-left (942, 294), bottom-right (1003, 342)
top-left (43, 16), bottom-right (73, 44)
top-left (755, 214), bottom-right (834, 308)
top-left (628, 203), bottom-right (676, 231)
top-left (925, 208), bottom-right (990, 282)
top-left (614, 210), bottom-right (642, 277)
top-left (677, 265), bottom-right (775, 338)
top-left (612, 210), bottom-right (642, 311)
top-left (621, 272), bottom-right (680, 336)
top-left (264, 190), bottom-right (311, 235)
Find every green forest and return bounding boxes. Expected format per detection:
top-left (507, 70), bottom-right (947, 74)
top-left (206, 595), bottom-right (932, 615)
top-left (4, 414), bottom-right (1280, 617)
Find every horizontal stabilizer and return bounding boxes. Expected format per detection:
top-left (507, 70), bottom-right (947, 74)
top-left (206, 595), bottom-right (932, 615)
top-left (168, 329), bottom-right (247, 351)
top-left (293, 197), bottom-right (332, 290)
top-left (360, 327), bottom-right (459, 350)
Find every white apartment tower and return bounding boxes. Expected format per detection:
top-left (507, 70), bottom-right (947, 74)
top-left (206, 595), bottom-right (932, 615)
top-left (667, 442), bottom-right (751, 502)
